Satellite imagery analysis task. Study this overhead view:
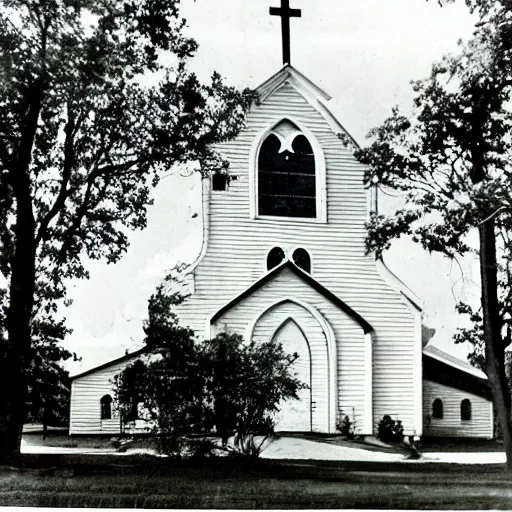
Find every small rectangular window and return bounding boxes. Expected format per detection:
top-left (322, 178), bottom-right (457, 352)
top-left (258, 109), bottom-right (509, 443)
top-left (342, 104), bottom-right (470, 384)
top-left (212, 173), bottom-right (228, 191)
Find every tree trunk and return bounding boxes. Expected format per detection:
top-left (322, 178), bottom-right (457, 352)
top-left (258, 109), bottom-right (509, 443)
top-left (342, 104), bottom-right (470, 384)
top-left (0, 89), bottom-right (41, 464)
top-left (42, 405), bottom-right (48, 441)
top-left (0, 228), bottom-right (36, 463)
top-left (0, 196), bottom-right (37, 464)
top-left (479, 218), bottom-right (512, 469)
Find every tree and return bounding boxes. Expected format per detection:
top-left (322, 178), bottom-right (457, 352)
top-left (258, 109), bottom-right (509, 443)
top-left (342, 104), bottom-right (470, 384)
top-left (0, 0), bottom-right (254, 462)
top-left (202, 332), bottom-right (304, 456)
top-left (0, 276), bottom-right (74, 439)
top-left (24, 318), bottom-right (74, 438)
top-left (25, 348), bottom-right (72, 439)
top-left (452, 220), bottom-right (512, 374)
top-left (115, 281), bottom-right (305, 458)
top-left (355, 14), bottom-right (512, 466)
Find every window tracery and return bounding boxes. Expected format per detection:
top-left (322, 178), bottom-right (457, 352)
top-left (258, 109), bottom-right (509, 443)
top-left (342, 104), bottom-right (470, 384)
top-left (258, 120), bottom-right (316, 218)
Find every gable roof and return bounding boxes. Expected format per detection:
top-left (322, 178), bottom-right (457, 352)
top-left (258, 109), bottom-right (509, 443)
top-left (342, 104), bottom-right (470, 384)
top-left (255, 65), bottom-right (359, 150)
top-left (423, 344), bottom-right (486, 379)
top-left (256, 65), bottom-right (332, 103)
top-left (210, 260), bottom-right (373, 334)
top-left (422, 345), bottom-right (490, 400)
top-left (71, 347), bottom-right (146, 381)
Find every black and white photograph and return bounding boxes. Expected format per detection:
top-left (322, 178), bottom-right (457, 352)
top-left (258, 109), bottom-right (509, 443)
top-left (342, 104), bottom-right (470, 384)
top-left (1, 0), bottom-right (512, 508)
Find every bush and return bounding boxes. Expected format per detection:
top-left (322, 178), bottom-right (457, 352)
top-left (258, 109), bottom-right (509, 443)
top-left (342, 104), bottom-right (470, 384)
top-left (377, 415), bottom-right (404, 442)
top-left (336, 414), bottom-right (355, 439)
top-left (114, 282), bottom-right (306, 459)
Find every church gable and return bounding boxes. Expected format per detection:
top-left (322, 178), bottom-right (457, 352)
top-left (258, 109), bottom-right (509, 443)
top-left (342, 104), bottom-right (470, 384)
top-left (209, 263), bottom-right (372, 434)
top-left (254, 65), bottom-right (358, 150)
top-left (177, 66), bottom-right (422, 436)
top-left (67, 0), bottom-right (494, 441)
top-left (215, 78), bottom-right (367, 232)
top-left (210, 261), bottom-right (373, 334)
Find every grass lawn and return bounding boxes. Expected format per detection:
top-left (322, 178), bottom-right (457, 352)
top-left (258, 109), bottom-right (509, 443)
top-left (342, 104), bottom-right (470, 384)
top-left (420, 437), bottom-right (505, 452)
top-left (1, 454), bottom-right (512, 509)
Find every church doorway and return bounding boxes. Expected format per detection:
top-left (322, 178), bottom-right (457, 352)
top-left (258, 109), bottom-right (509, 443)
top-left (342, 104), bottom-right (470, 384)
top-left (273, 319), bottom-right (312, 432)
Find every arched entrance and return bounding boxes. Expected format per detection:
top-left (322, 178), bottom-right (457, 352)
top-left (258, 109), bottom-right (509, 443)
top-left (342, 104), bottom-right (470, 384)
top-left (247, 298), bottom-right (335, 432)
top-left (273, 319), bottom-right (312, 432)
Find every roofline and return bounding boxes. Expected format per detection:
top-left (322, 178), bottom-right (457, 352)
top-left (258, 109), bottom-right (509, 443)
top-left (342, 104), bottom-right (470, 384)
top-left (255, 65), bottom-right (360, 150)
top-left (423, 352), bottom-right (491, 399)
top-left (255, 64), bottom-right (331, 103)
top-left (423, 347), bottom-right (487, 380)
top-left (210, 260), bottom-right (373, 334)
top-left (71, 347), bottom-right (146, 380)
top-left (287, 66), bottom-right (332, 101)
top-left (375, 258), bottom-right (423, 312)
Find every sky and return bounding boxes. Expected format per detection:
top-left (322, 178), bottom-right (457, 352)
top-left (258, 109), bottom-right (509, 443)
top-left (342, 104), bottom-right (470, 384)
top-left (65, 0), bottom-right (482, 375)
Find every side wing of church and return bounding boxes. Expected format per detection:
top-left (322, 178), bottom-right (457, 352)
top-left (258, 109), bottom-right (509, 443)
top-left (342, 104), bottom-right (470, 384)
top-left (68, 66), bottom-right (493, 440)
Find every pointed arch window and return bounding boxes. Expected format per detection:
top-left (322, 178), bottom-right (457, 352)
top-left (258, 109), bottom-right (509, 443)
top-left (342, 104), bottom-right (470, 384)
top-left (258, 120), bottom-right (316, 218)
top-left (267, 247), bottom-right (286, 270)
top-left (100, 394), bottom-right (112, 420)
top-left (293, 248), bottom-right (311, 273)
top-left (432, 398), bottom-right (443, 419)
top-left (461, 399), bottom-right (472, 421)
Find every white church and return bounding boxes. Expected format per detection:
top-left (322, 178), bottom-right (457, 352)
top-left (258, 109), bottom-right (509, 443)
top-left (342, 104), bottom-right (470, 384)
top-left (69, 5), bottom-right (493, 440)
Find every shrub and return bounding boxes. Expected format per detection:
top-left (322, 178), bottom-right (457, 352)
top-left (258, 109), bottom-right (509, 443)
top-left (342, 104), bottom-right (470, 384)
top-left (336, 413), bottom-right (355, 439)
top-left (377, 415), bottom-right (404, 442)
top-left (114, 282), bottom-right (306, 458)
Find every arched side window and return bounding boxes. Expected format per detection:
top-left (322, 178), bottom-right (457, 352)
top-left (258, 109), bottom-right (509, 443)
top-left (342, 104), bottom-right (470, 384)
top-left (461, 399), bottom-right (472, 421)
top-left (432, 398), bottom-right (443, 419)
top-left (267, 247), bottom-right (286, 270)
top-left (100, 394), bottom-right (112, 420)
top-left (293, 248), bottom-right (311, 273)
top-left (258, 120), bottom-right (316, 218)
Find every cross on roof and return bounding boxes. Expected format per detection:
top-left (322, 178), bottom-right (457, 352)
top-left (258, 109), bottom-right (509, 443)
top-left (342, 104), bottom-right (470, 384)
top-left (269, 0), bottom-right (301, 66)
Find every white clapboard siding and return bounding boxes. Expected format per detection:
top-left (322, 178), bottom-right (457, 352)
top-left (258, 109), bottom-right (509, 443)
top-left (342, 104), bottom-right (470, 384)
top-left (212, 266), bottom-right (367, 433)
top-left (177, 79), bottom-right (419, 434)
top-left (70, 355), bottom-right (149, 436)
top-left (423, 380), bottom-right (493, 438)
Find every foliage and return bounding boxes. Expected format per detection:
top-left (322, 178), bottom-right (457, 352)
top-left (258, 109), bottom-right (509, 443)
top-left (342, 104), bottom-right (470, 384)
top-left (453, 302), bottom-right (486, 371)
top-left (454, 228), bottom-right (512, 370)
top-left (336, 413), bottom-right (355, 439)
top-left (203, 332), bottom-right (305, 457)
top-left (0, 0), bottom-right (254, 459)
top-left (25, 336), bottom-right (73, 430)
top-left (0, 0), bottom-right (254, 284)
top-left (356, 4), bottom-right (512, 465)
top-left (377, 415), bottom-right (404, 443)
top-left (1, 279), bottom-right (74, 430)
top-left (114, 279), bottom-right (305, 458)
top-left (356, 6), bottom-right (512, 258)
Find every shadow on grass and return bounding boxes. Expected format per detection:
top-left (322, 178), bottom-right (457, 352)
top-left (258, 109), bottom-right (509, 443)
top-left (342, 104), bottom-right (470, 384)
top-left (1, 453), bottom-right (512, 508)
